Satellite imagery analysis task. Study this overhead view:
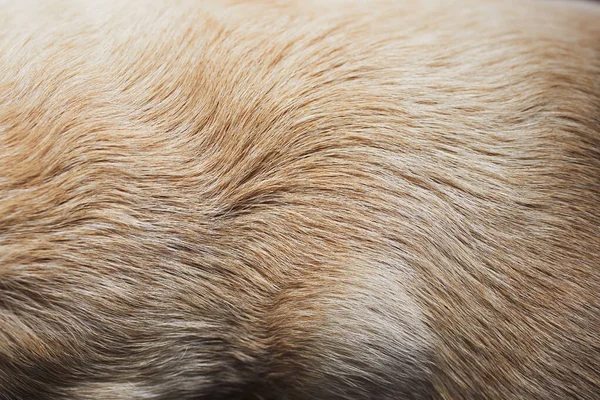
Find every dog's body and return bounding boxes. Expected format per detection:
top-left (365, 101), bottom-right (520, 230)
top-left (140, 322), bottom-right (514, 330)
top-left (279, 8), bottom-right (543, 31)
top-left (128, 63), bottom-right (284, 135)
top-left (0, 1), bottom-right (599, 399)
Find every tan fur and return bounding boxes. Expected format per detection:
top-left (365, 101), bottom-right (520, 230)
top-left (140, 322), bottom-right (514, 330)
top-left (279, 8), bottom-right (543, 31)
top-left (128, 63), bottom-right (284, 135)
top-left (0, 0), bottom-right (599, 399)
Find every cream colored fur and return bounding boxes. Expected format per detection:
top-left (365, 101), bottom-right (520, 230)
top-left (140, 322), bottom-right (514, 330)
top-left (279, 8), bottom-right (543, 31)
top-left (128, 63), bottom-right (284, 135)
top-left (0, 0), bottom-right (599, 399)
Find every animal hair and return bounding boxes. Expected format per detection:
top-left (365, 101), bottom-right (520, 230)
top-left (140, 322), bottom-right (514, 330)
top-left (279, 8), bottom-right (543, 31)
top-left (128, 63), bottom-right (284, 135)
top-left (0, 0), bottom-right (599, 399)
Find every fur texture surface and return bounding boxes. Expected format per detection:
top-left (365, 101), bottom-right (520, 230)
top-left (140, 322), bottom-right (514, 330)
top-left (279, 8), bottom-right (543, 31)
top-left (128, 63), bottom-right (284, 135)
top-left (0, 0), bottom-right (599, 399)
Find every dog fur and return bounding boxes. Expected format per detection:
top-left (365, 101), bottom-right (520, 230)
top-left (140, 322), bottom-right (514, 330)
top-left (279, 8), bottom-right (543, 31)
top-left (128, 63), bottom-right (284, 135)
top-left (0, 0), bottom-right (599, 399)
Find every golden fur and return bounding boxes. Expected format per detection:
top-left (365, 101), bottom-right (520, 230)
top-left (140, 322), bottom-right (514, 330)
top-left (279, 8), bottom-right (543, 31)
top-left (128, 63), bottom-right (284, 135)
top-left (1, 0), bottom-right (599, 399)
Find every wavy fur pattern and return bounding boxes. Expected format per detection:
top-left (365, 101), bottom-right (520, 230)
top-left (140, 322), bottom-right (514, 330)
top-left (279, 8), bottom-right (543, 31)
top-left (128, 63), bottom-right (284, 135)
top-left (0, 0), bottom-right (599, 399)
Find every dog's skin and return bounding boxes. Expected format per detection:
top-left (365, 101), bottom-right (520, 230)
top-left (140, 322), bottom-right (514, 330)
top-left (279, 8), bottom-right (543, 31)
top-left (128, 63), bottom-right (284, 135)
top-left (0, 0), bottom-right (599, 399)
